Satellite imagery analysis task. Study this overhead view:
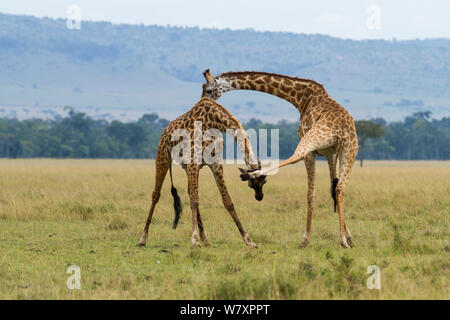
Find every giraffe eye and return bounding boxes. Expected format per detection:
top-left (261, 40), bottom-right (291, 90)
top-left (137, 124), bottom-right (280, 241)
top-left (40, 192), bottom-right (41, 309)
top-left (206, 89), bottom-right (213, 94)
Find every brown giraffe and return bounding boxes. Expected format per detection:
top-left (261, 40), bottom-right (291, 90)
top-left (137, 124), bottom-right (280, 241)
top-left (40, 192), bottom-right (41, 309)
top-left (202, 70), bottom-right (358, 248)
top-left (137, 97), bottom-right (267, 248)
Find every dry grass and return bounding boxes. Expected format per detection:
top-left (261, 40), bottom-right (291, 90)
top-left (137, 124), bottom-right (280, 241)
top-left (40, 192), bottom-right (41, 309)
top-left (0, 159), bottom-right (448, 299)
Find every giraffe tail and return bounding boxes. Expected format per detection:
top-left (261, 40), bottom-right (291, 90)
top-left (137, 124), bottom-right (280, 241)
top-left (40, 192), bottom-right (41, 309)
top-left (332, 140), bottom-right (343, 213)
top-left (169, 162), bottom-right (182, 229)
top-left (332, 178), bottom-right (339, 213)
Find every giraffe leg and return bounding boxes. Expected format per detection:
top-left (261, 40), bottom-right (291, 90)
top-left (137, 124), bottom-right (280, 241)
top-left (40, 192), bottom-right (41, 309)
top-left (137, 153), bottom-right (169, 247)
top-left (300, 153), bottom-right (316, 248)
top-left (210, 165), bottom-right (257, 248)
top-left (344, 221), bottom-right (353, 247)
top-left (197, 211), bottom-right (210, 246)
top-left (185, 172), bottom-right (208, 245)
top-left (336, 146), bottom-right (357, 248)
top-left (187, 166), bottom-right (202, 248)
top-left (252, 126), bottom-right (336, 177)
top-left (327, 150), bottom-right (353, 245)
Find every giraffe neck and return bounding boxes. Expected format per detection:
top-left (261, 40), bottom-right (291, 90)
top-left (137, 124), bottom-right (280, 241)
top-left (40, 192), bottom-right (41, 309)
top-left (236, 129), bottom-right (258, 170)
top-left (217, 103), bottom-right (258, 170)
top-left (218, 71), bottom-right (327, 115)
top-left (195, 98), bottom-right (258, 170)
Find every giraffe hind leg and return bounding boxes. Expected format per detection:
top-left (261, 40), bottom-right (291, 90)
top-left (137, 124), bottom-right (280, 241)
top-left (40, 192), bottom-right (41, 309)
top-left (327, 143), bottom-right (343, 213)
top-left (137, 152), bottom-right (170, 247)
top-left (257, 125), bottom-right (337, 177)
top-left (300, 153), bottom-right (316, 248)
top-left (336, 146), bottom-right (357, 248)
top-left (187, 165), bottom-right (202, 248)
top-left (186, 172), bottom-right (209, 245)
top-left (344, 221), bottom-right (353, 247)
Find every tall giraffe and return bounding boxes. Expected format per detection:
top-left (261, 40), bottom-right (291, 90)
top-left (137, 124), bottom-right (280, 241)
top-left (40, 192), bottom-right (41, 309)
top-left (137, 97), bottom-right (267, 248)
top-left (202, 70), bottom-right (358, 248)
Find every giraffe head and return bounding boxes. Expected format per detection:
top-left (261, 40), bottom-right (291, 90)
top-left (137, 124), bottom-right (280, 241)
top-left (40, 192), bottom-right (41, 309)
top-left (238, 160), bottom-right (267, 201)
top-left (202, 69), bottom-right (233, 100)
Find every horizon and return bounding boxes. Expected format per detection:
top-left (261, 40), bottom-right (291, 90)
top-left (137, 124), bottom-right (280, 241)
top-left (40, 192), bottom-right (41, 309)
top-left (1, 0), bottom-right (450, 40)
top-left (2, 11), bottom-right (450, 42)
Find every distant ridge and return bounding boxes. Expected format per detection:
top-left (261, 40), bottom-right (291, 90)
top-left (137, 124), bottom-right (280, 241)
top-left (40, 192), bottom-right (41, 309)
top-left (0, 12), bottom-right (449, 122)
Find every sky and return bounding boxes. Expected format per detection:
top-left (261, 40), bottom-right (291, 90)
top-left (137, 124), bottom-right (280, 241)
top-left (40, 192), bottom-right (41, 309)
top-left (1, 0), bottom-right (449, 40)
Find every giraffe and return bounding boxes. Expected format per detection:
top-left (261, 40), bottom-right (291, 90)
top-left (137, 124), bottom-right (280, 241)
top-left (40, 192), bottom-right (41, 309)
top-left (137, 97), bottom-right (267, 248)
top-left (202, 70), bottom-right (358, 248)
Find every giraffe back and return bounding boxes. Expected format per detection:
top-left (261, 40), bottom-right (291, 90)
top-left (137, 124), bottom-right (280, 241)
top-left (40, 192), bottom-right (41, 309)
top-left (158, 98), bottom-right (246, 165)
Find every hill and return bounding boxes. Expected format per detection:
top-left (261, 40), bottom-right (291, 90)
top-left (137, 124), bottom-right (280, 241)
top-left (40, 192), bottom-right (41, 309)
top-left (0, 12), bottom-right (449, 122)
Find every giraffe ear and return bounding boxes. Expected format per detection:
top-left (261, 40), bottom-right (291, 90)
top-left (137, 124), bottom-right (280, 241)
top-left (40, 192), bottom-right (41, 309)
top-left (238, 168), bottom-right (250, 181)
top-left (203, 69), bottom-right (214, 82)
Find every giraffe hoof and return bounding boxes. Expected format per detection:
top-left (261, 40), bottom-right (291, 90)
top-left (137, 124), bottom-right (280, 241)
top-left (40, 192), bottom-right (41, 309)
top-left (243, 233), bottom-right (258, 248)
top-left (340, 239), bottom-right (351, 249)
top-left (136, 243), bottom-right (146, 247)
top-left (246, 242), bottom-right (258, 249)
top-left (203, 241), bottom-right (211, 247)
top-left (192, 242), bottom-right (202, 248)
top-left (346, 237), bottom-right (354, 248)
top-left (299, 239), bottom-right (310, 248)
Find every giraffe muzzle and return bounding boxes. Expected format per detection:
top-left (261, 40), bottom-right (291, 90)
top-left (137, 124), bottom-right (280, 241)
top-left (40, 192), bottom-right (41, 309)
top-left (255, 192), bottom-right (264, 201)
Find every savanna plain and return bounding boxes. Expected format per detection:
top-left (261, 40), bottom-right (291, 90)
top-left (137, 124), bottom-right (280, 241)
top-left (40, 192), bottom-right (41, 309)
top-left (0, 159), bottom-right (448, 299)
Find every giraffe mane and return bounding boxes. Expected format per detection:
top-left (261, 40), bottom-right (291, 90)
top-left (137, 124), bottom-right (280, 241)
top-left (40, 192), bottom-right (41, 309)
top-left (219, 71), bottom-right (325, 90)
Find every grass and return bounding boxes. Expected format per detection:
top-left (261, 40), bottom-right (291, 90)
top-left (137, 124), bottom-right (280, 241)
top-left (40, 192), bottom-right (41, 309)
top-left (0, 159), bottom-right (448, 299)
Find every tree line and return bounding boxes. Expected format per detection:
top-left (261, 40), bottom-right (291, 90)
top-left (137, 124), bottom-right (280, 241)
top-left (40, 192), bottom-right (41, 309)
top-left (0, 109), bottom-right (449, 160)
top-left (356, 112), bottom-right (450, 161)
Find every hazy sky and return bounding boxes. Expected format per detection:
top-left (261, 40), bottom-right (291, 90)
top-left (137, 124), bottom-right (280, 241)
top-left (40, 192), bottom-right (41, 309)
top-left (1, 0), bottom-right (449, 40)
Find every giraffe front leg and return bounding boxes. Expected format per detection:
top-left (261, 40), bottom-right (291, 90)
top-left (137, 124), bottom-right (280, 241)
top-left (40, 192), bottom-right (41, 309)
top-left (190, 203), bottom-right (201, 248)
top-left (197, 212), bottom-right (210, 247)
top-left (210, 165), bottom-right (257, 248)
top-left (224, 197), bottom-right (257, 248)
